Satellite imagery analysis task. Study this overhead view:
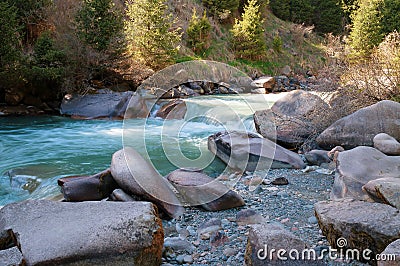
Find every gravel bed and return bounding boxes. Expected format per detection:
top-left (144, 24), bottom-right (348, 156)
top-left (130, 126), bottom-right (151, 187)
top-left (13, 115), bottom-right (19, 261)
top-left (161, 168), bottom-right (367, 266)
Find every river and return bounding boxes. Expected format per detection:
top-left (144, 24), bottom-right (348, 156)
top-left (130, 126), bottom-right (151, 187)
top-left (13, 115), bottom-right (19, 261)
top-left (0, 93), bottom-right (283, 206)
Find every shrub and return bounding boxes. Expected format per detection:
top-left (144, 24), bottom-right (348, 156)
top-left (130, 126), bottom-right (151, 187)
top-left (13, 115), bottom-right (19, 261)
top-left (272, 35), bottom-right (283, 53)
top-left (75, 0), bottom-right (123, 52)
top-left (125, 0), bottom-right (182, 70)
top-left (230, 0), bottom-right (266, 60)
top-left (202, 0), bottom-right (239, 19)
top-left (187, 9), bottom-right (212, 54)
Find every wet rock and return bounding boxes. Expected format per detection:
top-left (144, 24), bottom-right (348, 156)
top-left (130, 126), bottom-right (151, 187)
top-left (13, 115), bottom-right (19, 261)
top-left (155, 99), bottom-right (187, 120)
top-left (245, 223), bottom-right (309, 265)
top-left (208, 131), bottom-right (306, 171)
top-left (109, 188), bottom-right (136, 202)
top-left (304, 150), bottom-right (331, 166)
top-left (317, 100), bottom-right (400, 149)
top-left (0, 247), bottom-right (24, 266)
top-left (60, 91), bottom-right (133, 119)
top-left (57, 169), bottom-right (118, 201)
top-left (332, 146), bottom-right (400, 201)
top-left (271, 177), bottom-right (289, 185)
top-left (124, 92), bottom-right (150, 118)
top-left (251, 77), bottom-right (276, 91)
top-left (111, 147), bottom-right (184, 219)
top-left (254, 90), bottom-right (330, 149)
top-left (363, 177), bottom-right (400, 208)
top-left (378, 239), bottom-right (400, 266)
top-left (166, 169), bottom-right (244, 211)
top-left (373, 133), bottom-right (400, 155)
top-left (164, 237), bottom-right (195, 253)
top-left (0, 200), bottom-right (164, 265)
top-left (315, 199), bottom-right (400, 262)
top-left (236, 209), bottom-right (266, 225)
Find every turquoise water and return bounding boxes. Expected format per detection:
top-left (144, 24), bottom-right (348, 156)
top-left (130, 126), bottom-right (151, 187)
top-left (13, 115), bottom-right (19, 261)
top-left (0, 94), bottom-right (280, 206)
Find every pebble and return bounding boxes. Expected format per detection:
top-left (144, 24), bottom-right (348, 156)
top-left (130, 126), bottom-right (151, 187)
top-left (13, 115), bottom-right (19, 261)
top-left (308, 216), bottom-right (318, 224)
top-left (223, 247), bottom-right (236, 257)
top-left (271, 177), bottom-right (289, 185)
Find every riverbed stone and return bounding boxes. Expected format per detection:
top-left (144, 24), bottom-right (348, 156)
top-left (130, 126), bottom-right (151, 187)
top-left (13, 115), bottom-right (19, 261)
top-left (110, 147), bottom-right (184, 219)
top-left (166, 169), bottom-right (244, 211)
top-left (0, 200), bottom-right (164, 265)
top-left (208, 131), bottom-right (306, 172)
top-left (317, 100), bottom-right (400, 149)
top-left (164, 237), bottom-right (195, 253)
top-left (315, 199), bottom-right (400, 262)
top-left (304, 150), bottom-right (331, 166)
top-left (109, 188), bottom-right (136, 202)
top-left (236, 209), bottom-right (266, 225)
top-left (373, 133), bottom-right (400, 155)
top-left (156, 99), bottom-right (187, 120)
top-left (378, 239), bottom-right (400, 266)
top-left (332, 146), bottom-right (400, 201)
top-left (0, 247), bottom-right (24, 266)
top-left (245, 222), bottom-right (309, 265)
top-left (254, 90), bottom-right (330, 149)
top-left (362, 177), bottom-right (400, 208)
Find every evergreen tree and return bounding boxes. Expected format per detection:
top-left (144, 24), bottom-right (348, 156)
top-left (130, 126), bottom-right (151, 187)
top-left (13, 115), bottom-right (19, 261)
top-left (125, 0), bottom-right (182, 69)
top-left (75, 0), bottom-right (123, 52)
top-left (202, 0), bottom-right (239, 19)
top-left (230, 0), bottom-right (266, 60)
top-left (312, 0), bottom-right (345, 34)
top-left (187, 9), bottom-right (212, 54)
top-left (0, 2), bottom-right (21, 70)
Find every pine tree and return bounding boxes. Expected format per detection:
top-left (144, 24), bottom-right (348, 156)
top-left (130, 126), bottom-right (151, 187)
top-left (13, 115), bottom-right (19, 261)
top-left (125, 0), bottom-right (182, 70)
top-left (0, 2), bottom-right (21, 70)
top-left (75, 0), bottom-right (123, 52)
top-left (187, 9), bottom-right (212, 54)
top-left (230, 0), bottom-right (266, 60)
top-left (202, 0), bottom-right (239, 19)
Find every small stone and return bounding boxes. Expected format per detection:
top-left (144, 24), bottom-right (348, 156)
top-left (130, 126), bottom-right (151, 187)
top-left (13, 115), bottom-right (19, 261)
top-left (271, 177), bottom-right (289, 185)
top-left (277, 191), bottom-right (289, 198)
top-left (223, 247), bottom-right (236, 257)
top-left (307, 216), bottom-right (318, 224)
top-left (197, 218), bottom-right (222, 238)
top-left (200, 233), bottom-right (210, 240)
top-left (183, 254), bottom-right (193, 264)
top-left (236, 209), bottom-right (266, 225)
top-left (210, 231), bottom-right (228, 247)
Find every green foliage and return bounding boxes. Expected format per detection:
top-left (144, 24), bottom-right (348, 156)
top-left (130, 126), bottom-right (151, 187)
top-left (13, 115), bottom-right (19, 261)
top-left (349, 0), bottom-right (400, 56)
top-left (125, 0), bottom-right (182, 70)
top-left (231, 0), bottom-right (266, 60)
top-left (202, 0), bottom-right (239, 19)
top-left (312, 0), bottom-right (345, 34)
top-left (0, 2), bottom-right (21, 70)
top-left (269, 0), bottom-right (314, 25)
top-left (272, 35), bottom-right (283, 53)
top-left (187, 10), bottom-right (212, 54)
top-left (75, 0), bottom-right (123, 52)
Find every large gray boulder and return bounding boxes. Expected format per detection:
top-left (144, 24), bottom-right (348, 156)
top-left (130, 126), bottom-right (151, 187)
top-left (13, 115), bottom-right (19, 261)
top-left (165, 168), bottom-right (244, 211)
top-left (378, 239), bottom-right (400, 266)
top-left (363, 177), bottom-right (400, 209)
top-left (254, 90), bottom-right (330, 149)
top-left (110, 147), bottom-right (184, 219)
top-left (245, 223), bottom-right (311, 265)
top-left (315, 199), bottom-right (400, 263)
top-left (0, 247), bottom-right (23, 266)
top-left (60, 91), bottom-right (133, 119)
top-left (317, 100), bottom-right (400, 149)
top-left (332, 146), bottom-right (400, 201)
top-left (0, 200), bottom-right (164, 265)
top-left (373, 133), bottom-right (400, 155)
top-left (208, 131), bottom-right (306, 171)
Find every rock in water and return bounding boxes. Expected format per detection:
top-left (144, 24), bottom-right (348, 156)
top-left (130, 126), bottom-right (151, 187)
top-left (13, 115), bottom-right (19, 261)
top-left (166, 169), bottom-right (244, 211)
top-left (332, 146), bottom-right (400, 201)
top-left (317, 100), bottom-right (400, 149)
top-left (208, 131), bottom-right (305, 171)
top-left (254, 90), bottom-right (330, 149)
top-left (0, 200), bottom-right (164, 265)
top-left (245, 223), bottom-right (309, 265)
top-left (315, 199), bottom-right (400, 263)
top-left (373, 133), bottom-right (400, 155)
top-left (57, 168), bottom-right (118, 201)
top-left (110, 147), bottom-right (184, 219)
top-left (155, 99), bottom-right (187, 120)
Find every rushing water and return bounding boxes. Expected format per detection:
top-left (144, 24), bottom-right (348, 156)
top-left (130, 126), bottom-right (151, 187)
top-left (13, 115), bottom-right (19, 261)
top-left (0, 93), bottom-right (283, 206)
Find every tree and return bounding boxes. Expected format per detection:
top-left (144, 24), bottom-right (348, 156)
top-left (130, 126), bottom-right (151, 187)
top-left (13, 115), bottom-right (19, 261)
top-left (230, 0), bottom-right (266, 60)
top-left (125, 0), bottom-right (182, 70)
top-left (202, 0), bottom-right (239, 19)
top-left (0, 2), bottom-right (21, 71)
top-left (75, 0), bottom-right (123, 52)
top-left (312, 0), bottom-right (345, 34)
top-left (187, 9), bottom-right (212, 54)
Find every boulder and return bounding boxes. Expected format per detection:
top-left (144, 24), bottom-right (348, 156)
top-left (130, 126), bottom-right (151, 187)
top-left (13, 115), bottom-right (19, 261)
top-left (315, 199), bottom-right (400, 262)
top-left (317, 100), bottom-right (400, 149)
top-left (378, 239), bottom-right (400, 266)
top-left (110, 147), bottom-right (184, 219)
top-left (57, 169), bottom-right (118, 201)
top-left (245, 223), bottom-right (310, 265)
top-left (208, 131), bottom-right (306, 171)
top-left (332, 146), bottom-right (400, 201)
top-left (109, 188), bottom-right (136, 202)
top-left (363, 177), bottom-right (400, 209)
top-left (0, 200), bottom-right (164, 265)
top-left (304, 150), bottom-right (331, 166)
top-left (254, 90), bottom-right (330, 149)
top-left (373, 133), bottom-right (400, 155)
top-left (0, 247), bottom-right (23, 266)
top-left (251, 76), bottom-right (276, 91)
top-left (155, 99), bottom-right (187, 120)
top-left (165, 168), bottom-right (244, 211)
top-left (124, 92), bottom-right (151, 118)
top-left (60, 91), bottom-right (133, 119)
